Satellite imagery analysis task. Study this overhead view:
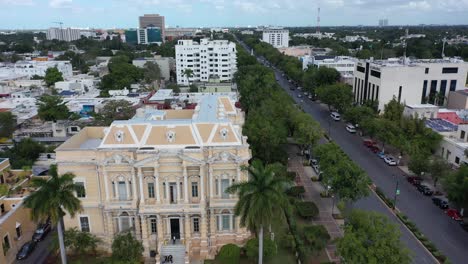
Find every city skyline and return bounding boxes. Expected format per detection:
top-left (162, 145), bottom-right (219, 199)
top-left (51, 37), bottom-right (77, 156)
top-left (1, 0), bottom-right (468, 29)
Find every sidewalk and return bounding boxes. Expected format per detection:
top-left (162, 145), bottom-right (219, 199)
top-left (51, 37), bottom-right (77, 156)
top-left (287, 144), bottom-right (342, 263)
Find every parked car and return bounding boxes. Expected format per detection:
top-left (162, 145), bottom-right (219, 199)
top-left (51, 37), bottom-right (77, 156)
top-left (363, 139), bottom-right (377, 148)
top-left (297, 86), bottom-right (302, 90)
top-left (308, 95), bottom-right (313, 100)
top-left (346, 124), bottom-right (357, 133)
top-left (309, 159), bottom-right (318, 166)
top-left (32, 220), bottom-right (52, 242)
top-left (304, 92), bottom-right (309, 96)
top-left (369, 145), bottom-right (380, 153)
top-left (16, 241), bottom-right (36, 260)
top-left (377, 151), bottom-right (386, 159)
top-left (416, 184), bottom-right (433, 195)
top-left (384, 156), bottom-right (397, 166)
top-left (407, 176), bottom-right (423, 185)
top-left (445, 208), bottom-right (462, 221)
top-left (330, 112), bottom-right (341, 121)
top-left (297, 94), bottom-right (302, 98)
top-left (432, 197), bottom-right (449, 209)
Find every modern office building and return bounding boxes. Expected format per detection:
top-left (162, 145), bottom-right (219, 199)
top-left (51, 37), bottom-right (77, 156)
top-left (165, 28), bottom-right (199, 40)
top-left (262, 28), bottom-right (289, 48)
top-left (46, 27), bottom-right (81, 42)
top-left (175, 39), bottom-right (237, 86)
top-left (137, 27), bottom-right (163, 45)
top-left (139, 14), bottom-right (165, 40)
top-left (353, 58), bottom-right (468, 111)
top-left (56, 94), bottom-right (251, 263)
top-left (14, 60), bottom-right (73, 78)
top-left (125, 29), bottom-right (138, 45)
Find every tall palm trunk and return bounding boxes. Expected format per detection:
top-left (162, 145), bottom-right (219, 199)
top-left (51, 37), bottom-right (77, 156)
top-left (57, 217), bottom-right (67, 264)
top-left (258, 225), bottom-right (264, 264)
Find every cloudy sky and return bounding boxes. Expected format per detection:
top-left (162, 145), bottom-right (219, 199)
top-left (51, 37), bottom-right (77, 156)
top-left (1, 0), bottom-right (468, 29)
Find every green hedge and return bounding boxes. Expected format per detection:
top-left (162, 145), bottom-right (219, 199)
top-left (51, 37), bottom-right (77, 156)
top-left (296, 201), bottom-right (319, 219)
top-left (218, 244), bottom-right (241, 264)
top-left (287, 186), bottom-right (305, 198)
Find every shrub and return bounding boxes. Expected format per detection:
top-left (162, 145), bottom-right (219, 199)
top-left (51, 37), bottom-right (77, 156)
top-left (278, 233), bottom-right (296, 250)
top-left (320, 191), bottom-right (331, 198)
top-left (218, 244), bottom-right (241, 264)
top-left (287, 186), bottom-right (305, 198)
top-left (311, 176), bottom-right (319, 181)
top-left (296, 201), bottom-right (319, 219)
top-left (302, 225), bottom-right (330, 255)
top-left (287, 171), bottom-right (297, 180)
top-left (245, 237), bottom-right (277, 260)
top-left (111, 232), bottom-right (143, 263)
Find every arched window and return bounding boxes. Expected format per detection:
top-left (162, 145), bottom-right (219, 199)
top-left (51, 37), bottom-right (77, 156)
top-left (119, 212), bottom-right (132, 232)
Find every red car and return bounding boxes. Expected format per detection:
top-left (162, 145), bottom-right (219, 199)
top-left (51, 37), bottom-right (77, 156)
top-left (363, 139), bottom-right (377, 148)
top-left (445, 209), bottom-right (462, 221)
top-left (369, 145), bottom-right (380, 153)
top-left (407, 176), bottom-right (423, 185)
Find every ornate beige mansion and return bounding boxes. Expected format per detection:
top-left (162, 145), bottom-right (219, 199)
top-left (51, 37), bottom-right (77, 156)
top-left (55, 95), bottom-right (251, 263)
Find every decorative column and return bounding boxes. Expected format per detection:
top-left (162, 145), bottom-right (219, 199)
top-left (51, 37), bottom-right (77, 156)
top-left (157, 215), bottom-right (164, 243)
top-left (154, 166), bottom-right (160, 203)
top-left (141, 216), bottom-right (150, 255)
top-left (184, 214), bottom-right (191, 252)
top-left (138, 167), bottom-right (144, 203)
top-left (236, 165), bottom-right (241, 182)
top-left (209, 165), bottom-right (214, 198)
top-left (165, 180), bottom-right (170, 204)
top-left (103, 167), bottom-right (109, 201)
top-left (131, 168), bottom-right (137, 200)
top-left (217, 177), bottom-right (222, 198)
top-left (126, 179), bottom-right (131, 200)
top-left (200, 165), bottom-right (205, 202)
top-left (113, 180), bottom-right (118, 200)
top-left (200, 212), bottom-right (209, 258)
top-left (183, 165), bottom-right (189, 203)
top-left (178, 179), bottom-right (182, 202)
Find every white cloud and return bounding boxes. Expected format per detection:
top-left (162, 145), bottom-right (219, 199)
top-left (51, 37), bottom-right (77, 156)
top-left (49, 0), bottom-right (72, 8)
top-left (0, 0), bottom-right (35, 5)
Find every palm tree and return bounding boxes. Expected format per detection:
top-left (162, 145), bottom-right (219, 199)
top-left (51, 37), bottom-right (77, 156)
top-left (24, 165), bottom-right (82, 264)
top-left (226, 160), bottom-right (291, 264)
top-left (183, 68), bottom-right (194, 86)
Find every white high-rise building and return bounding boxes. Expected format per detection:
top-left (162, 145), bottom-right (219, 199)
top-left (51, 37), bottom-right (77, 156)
top-left (47, 27), bottom-right (81, 42)
top-left (353, 58), bottom-right (468, 110)
top-left (262, 28), bottom-right (289, 48)
top-left (175, 39), bottom-right (237, 86)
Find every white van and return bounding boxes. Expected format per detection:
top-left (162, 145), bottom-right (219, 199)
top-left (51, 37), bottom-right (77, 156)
top-left (330, 112), bottom-right (341, 121)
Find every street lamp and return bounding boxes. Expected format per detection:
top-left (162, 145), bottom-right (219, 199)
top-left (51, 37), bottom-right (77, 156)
top-left (331, 194), bottom-right (335, 216)
top-left (393, 176), bottom-right (400, 210)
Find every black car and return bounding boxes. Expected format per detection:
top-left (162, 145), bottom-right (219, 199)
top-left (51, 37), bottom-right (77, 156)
top-left (16, 241), bottom-right (36, 260)
top-left (432, 197), bottom-right (449, 209)
top-left (416, 184), bottom-right (433, 196)
top-left (32, 221), bottom-right (52, 242)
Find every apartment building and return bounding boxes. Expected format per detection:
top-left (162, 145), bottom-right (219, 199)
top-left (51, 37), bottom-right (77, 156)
top-left (133, 56), bottom-right (175, 80)
top-left (46, 27), bottom-right (81, 42)
top-left (303, 56), bottom-right (357, 84)
top-left (262, 28), bottom-right (289, 48)
top-left (55, 94), bottom-right (251, 263)
top-left (14, 60), bottom-right (73, 78)
top-left (175, 39), bottom-right (237, 86)
top-left (353, 58), bottom-right (468, 111)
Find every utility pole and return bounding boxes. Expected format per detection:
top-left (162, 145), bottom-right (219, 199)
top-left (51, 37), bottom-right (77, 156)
top-left (442, 37), bottom-right (446, 58)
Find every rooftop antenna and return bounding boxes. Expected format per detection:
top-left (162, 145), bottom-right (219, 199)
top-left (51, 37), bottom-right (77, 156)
top-left (53, 21), bottom-right (64, 41)
top-left (441, 37), bottom-right (446, 58)
top-left (316, 7), bottom-right (321, 34)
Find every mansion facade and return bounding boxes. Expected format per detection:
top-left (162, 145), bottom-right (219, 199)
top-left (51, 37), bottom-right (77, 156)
top-left (55, 95), bottom-right (251, 263)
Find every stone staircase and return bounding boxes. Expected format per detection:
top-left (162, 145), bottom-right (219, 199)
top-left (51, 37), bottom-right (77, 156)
top-left (159, 244), bottom-right (186, 264)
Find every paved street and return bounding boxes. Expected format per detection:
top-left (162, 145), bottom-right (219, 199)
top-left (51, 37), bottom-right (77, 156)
top-left (273, 71), bottom-right (468, 264)
top-left (235, 38), bottom-right (468, 264)
top-left (15, 230), bottom-right (55, 264)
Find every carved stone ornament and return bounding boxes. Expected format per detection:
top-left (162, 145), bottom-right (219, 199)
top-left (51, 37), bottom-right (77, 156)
top-left (166, 130), bottom-right (176, 143)
top-left (114, 130), bottom-right (125, 143)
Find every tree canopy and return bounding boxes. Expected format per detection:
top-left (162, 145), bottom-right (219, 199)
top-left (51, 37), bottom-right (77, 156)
top-left (0, 138), bottom-right (45, 169)
top-left (37, 95), bottom-right (71, 121)
top-left (337, 210), bottom-right (411, 264)
top-left (316, 83), bottom-right (354, 113)
top-left (111, 232), bottom-right (144, 263)
top-left (0, 112), bottom-right (16, 138)
top-left (93, 100), bottom-right (136, 126)
top-left (443, 165), bottom-right (468, 209)
top-left (44, 67), bottom-right (64, 87)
